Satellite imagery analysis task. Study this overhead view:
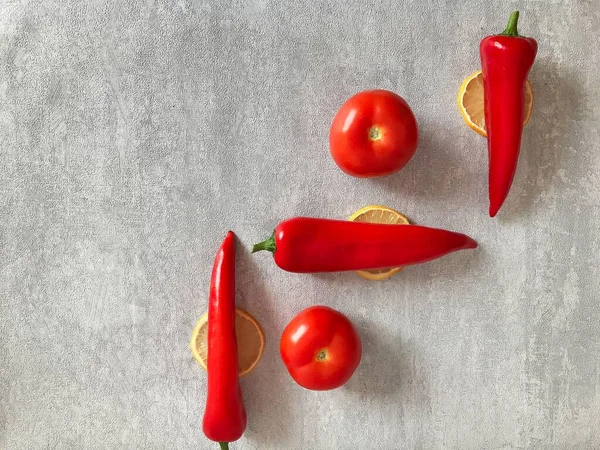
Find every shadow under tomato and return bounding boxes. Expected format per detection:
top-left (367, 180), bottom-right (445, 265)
top-left (343, 319), bottom-right (431, 413)
top-left (367, 122), bottom-right (483, 211)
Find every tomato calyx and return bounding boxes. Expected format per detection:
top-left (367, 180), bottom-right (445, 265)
top-left (315, 349), bottom-right (329, 362)
top-left (368, 126), bottom-right (383, 141)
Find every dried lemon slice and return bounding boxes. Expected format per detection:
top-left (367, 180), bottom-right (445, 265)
top-left (190, 307), bottom-right (265, 377)
top-left (348, 205), bottom-right (410, 281)
top-left (458, 70), bottom-right (533, 137)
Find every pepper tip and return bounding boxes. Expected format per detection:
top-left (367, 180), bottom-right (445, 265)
top-left (468, 238), bottom-right (478, 249)
top-left (489, 204), bottom-right (500, 218)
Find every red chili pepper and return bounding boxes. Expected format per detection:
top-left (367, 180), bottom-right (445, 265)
top-left (202, 232), bottom-right (246, 450)
top-left (480, 11), bottom-right (537, 217)
top-left (252, 218), bottom-right (477, 273)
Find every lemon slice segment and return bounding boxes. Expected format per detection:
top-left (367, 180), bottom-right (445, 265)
top-left (349, 205), bottom-right (410, 281)
top-left (190, 307), bottom-right (265, 377)
top-left (458, 70), bottom-right (533, 137)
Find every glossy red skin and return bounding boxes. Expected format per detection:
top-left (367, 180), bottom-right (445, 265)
top-left (280, 306), bottom-right (362, 391)
top-left (329, 90), bottom-right (418, 177)
top-left (202, 232), bottom-right (247, 444)
top-left (272, 217), bottom-right (477, 273)
top-left (481, 35), bottom-right (537, 217)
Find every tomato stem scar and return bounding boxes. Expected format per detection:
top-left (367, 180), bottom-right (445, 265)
top-left (315, 349), bottom-right (328, 362)
top-left (368, 126), bottom-right (382, 141)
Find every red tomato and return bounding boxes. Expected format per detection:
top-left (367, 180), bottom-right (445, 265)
top-left (329, 90), bottom-right (418, 177)
top-left (280, 306), bottom-right (362, 391)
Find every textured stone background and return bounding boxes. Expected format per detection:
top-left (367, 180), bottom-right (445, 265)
top-left (1, 0), bottom-right (599, 449)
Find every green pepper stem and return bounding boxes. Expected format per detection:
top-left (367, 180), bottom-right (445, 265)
top-left (501, 11), bottom-right (520, 37)
top-left (219, 442), bottom-right (229, 450)
top-left (251, 232), bottom-right (276, 254)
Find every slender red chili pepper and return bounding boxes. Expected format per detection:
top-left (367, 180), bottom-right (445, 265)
top-left (202, 231), bottom-right (246, 450)
top-left (252, 218), bottom-right (477, 273)
top-left (480, 11), bottom-right (537, 217)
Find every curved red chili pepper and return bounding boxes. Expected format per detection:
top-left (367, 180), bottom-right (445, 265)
top-left (202, 232), bottom-right (246, 450)
top-left (480, 11), bottom-right (538, 217)
top-left (252, 218), bottom-right (477, 273)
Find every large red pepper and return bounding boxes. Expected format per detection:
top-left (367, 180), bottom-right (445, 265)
top-left (202, 232), bottom-right (246, 450)
top-left (480, 11), bottom-right (537, 217)
top-left (252, 218), bottom-right (477, 273)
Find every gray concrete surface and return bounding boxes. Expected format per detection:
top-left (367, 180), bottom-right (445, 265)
top-left (1, 1), bottom-right (599, 449)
